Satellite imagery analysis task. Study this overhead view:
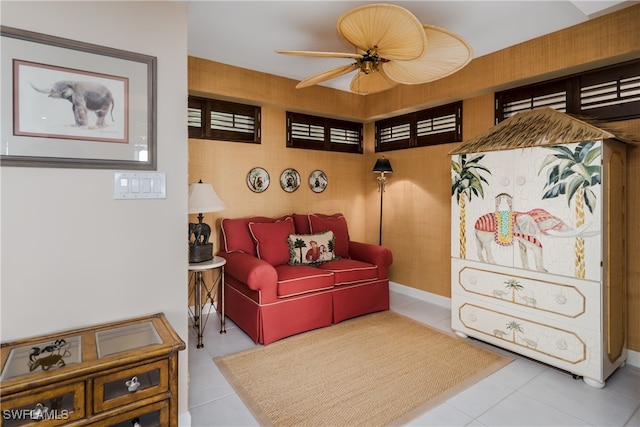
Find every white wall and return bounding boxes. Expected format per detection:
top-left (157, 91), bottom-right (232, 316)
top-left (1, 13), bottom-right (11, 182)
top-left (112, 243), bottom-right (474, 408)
top-left (0, 0), bottom-right (190, 420)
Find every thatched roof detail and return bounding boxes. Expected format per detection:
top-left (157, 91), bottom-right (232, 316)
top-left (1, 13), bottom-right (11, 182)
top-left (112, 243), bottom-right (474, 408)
top-left (449, 107), bottom-right (635, 155)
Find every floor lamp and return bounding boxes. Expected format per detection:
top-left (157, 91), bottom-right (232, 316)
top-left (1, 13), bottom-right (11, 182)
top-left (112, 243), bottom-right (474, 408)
top-left (373, 158), bottom-right (393, 245)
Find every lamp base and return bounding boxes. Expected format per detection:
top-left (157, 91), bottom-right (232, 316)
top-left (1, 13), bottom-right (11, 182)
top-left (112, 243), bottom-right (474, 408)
top-left (189, 243), bottom-right (213, 263)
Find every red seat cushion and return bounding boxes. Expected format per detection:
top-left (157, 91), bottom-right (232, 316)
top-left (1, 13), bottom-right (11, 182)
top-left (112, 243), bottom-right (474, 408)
top-left (248, 217), bottom-right (295, 266)
top-left (275, 265), bottom-right (334, 297)
top-left (317, 259), bottom-right (377, 285)
top-left (309, 213), bottom-right (350, 259)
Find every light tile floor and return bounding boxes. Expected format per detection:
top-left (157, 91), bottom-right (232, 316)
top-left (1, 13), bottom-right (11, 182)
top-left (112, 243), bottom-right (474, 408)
top-left (187, 291), bottom-right (640, 426)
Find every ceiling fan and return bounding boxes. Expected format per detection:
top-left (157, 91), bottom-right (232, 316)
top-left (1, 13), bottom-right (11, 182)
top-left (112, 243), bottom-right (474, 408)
top-left (276, 3), bottom-right (473, 95)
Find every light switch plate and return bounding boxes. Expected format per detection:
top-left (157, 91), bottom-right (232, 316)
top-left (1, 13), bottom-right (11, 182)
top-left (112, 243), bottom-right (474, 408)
top-left (114, 172), bottom-right (166, 199)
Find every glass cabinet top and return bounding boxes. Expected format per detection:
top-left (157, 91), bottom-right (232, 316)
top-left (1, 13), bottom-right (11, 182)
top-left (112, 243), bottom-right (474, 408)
top-left (0, 336), bottom-right (82, 381)
top-left (95, 321), bottom-right (162, 358)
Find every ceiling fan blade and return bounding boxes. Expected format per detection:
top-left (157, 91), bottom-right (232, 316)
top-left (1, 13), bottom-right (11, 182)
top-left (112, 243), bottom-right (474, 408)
top-left (276, 50), bottom-right (362, 60)
top-left (337, 4), bottom-right (426, 61)
top-left (296, 63), bottom-right (359, 89)
top-left (349, 69), bottom-right (398, 95)
top-left (383, 25), bottom-right (473, 85)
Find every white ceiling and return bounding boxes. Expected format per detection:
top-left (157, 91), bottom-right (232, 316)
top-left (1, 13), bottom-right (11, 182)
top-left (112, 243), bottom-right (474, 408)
top-left (185, 1), bottom-right (637, 93)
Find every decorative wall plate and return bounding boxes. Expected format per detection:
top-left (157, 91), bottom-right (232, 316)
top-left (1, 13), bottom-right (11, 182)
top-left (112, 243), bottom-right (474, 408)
top-left (309, 170), bottom-right (328, 193)
top-left (280, 168), bottom-right (301, 193)
top-left (247, 167), bottom-right (270, 193)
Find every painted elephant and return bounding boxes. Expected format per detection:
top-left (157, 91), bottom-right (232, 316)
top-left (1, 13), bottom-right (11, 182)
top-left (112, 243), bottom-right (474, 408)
top-left (30, 81), bottom-right (115, 128)
top-left (474, 193), bottom-right (596, 272)
top-left (189, 222), bottom-right (211, 245)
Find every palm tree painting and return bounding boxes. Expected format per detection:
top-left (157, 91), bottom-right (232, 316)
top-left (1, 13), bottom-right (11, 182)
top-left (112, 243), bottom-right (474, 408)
top-left (538, 141), bottom-right (601, 278)
top-left (292, 238), bottom-right (307, 264)
top-left (506, 320), bottom-right (523, 343)
top-left (451, 154), bottom-right (491, 258)
top-left (504, 278), bottom-right (523, 303)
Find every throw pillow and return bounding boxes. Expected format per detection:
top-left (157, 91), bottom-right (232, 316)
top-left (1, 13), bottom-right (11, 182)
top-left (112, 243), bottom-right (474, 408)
top-left (309, 214), bottom-right (350, 258)
top-left (248, 217), bottom-right (295, 266)
top-left (287, 231), bottom-right (339, 266)
top-left (221, 215), bottom-right (290, 256)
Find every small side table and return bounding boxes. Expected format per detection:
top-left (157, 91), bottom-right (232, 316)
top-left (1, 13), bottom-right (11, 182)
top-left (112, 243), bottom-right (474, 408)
top-left (188, 256), bottom-right (226, 348)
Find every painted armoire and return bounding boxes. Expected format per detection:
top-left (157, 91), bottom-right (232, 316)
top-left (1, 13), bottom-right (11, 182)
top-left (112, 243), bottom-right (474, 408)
top-left (450, 108), bottom-right (627, 388)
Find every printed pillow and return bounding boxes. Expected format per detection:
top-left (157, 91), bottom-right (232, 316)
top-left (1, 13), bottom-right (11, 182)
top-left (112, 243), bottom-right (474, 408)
top-left (309, 214), bottom-right (350, 258)
top-left (248, 217), bottom-right (295, 266)
top-left (287, 231), bottom-right (339, 266)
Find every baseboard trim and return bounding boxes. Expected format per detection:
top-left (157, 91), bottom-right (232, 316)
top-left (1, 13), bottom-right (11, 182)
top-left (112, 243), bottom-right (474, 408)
top-left (388, 281), bottom-right (640, 369)
top-left (390, 281), bottom-right (451, 309)
top-left (179, 410), bottom-right (191, 426)
top-left (626, 349), bottom-right (640, 369)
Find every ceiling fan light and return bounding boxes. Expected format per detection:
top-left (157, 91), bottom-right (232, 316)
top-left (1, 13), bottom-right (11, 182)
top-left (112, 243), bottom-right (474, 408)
top-left (362, 61), bottom-right (375, 74)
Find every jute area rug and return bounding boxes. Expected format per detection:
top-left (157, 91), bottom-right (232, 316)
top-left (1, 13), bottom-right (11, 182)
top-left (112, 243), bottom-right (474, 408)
top-left (214, 311), bottom-right (512, 426)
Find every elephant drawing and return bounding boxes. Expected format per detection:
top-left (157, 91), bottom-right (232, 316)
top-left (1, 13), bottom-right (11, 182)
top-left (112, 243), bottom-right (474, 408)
top-left (189, 222), bottom-right (211, 246)
top-left (30, 81), bottom-right (115, 128)
top-left (474, 193), bottom-right (596, 272)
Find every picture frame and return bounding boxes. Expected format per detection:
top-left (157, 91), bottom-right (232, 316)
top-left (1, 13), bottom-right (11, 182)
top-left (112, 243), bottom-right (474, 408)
top-left (280, 168), bottom-right (301, 193)
top-left (0, 26), bottom-right (157, 169)
top-left (309, 170), bottom-right (328, 193)
top-left (247, 167), bottom-right (270, 193)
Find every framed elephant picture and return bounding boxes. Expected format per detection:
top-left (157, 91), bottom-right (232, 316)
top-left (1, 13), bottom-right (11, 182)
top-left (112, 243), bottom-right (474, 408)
top-left (0, 26), bottom-right (157, 169)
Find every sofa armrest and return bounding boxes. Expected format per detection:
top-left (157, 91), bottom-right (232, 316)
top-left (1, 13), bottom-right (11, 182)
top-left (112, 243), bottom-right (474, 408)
top-left (348, 241), bottom-right (393, 279)
top-left (217, 251), bottom-right (277, 291)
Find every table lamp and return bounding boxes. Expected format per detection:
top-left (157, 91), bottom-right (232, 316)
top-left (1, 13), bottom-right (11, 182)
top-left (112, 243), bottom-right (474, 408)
top-left (188, 180), bottom-right (226, 263)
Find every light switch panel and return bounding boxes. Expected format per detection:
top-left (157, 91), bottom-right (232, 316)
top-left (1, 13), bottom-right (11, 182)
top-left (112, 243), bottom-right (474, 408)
top-left (114, 172), bottom-right (166, 199)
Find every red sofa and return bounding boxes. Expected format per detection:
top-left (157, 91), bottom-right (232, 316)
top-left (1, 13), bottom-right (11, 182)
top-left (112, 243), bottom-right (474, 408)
top-left (217, 213), bottom-right (393, 345)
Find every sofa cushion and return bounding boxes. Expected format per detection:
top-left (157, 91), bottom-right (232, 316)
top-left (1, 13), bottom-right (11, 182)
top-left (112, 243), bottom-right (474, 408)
top-left (317, 259), bottom-right (378, 285)
top-left (292, 213), bottom-right (311, 234)
top-left (221, 215), bottom-right (289, 256)
top-left (275, 265), bottom-right (334, 298)
top-left (287, 231), bottom-right (339, 266)
top-left (248, 217), bottom-right (295, 266)
top-left (309, 213), bottom-right (350, 259)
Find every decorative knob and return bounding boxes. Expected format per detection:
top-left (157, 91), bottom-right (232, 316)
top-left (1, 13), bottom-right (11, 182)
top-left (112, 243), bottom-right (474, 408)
top-left (126, 376), bottom-right (140, 392)
top-left (30, 403), bottom-right (48, 420)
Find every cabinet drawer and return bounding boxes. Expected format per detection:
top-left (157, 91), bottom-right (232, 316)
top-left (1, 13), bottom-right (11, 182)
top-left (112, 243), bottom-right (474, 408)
top-left (1, 381), bottom-right (84, 427)
top-left (93, 360), bottom-right (168, 414)
top-left (89, 400), bottom-right (169, 427)
top-left (452, 258), bottom-right (600, 325)
top-left (452, 300), bottom-right (602, 380)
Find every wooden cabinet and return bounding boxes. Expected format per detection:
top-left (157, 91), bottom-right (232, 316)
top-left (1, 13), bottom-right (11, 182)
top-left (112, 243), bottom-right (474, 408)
top-left (451, 135), bottom-right (627, 388)
top-left (1, 313), bottom-right (185, 426)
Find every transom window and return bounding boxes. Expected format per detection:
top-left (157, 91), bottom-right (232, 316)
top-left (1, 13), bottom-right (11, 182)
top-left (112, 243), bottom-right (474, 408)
top-left (496, 59), bottom-right (640, 123)
top-left (188, 96), bottom-right (261, 143)
top-left (287, 112), bottom-right (363, 154)
top-left (375, 101), bottom-right (462, 152)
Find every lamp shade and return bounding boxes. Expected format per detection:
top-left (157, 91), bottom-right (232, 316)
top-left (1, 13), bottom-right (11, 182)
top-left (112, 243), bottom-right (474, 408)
top-left (373, 158), bottom-right (393, 173)
top-left (188, 182), bottom-right (226, 214)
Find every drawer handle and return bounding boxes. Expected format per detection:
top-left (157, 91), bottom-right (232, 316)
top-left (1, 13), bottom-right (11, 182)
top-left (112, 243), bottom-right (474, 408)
top-left (126, 376), bottom-right (140, 392)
